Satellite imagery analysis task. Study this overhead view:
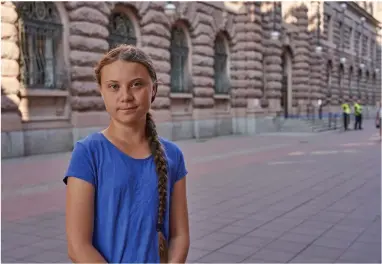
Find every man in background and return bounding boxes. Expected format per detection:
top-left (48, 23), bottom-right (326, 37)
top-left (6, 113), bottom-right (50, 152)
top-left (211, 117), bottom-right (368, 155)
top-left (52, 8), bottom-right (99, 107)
top-left (354, 100), bottom-right (363, 130)
top-left (341, 101), bottom-right (351, 131)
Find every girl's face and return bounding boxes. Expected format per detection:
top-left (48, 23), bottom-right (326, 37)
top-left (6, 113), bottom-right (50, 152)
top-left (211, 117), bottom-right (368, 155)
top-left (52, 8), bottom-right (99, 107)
top-left (99, 60), bottom-right (155, 125)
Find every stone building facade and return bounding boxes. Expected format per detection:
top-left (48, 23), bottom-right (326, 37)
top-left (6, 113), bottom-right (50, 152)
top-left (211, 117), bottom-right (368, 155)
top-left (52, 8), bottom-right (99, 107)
top-left (1, 1), bottom-right (381, 158)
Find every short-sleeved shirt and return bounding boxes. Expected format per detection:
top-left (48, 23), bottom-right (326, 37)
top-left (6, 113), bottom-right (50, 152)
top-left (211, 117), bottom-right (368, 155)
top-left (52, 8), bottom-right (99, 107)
top-left (63, 132), bottom-right (188, 263)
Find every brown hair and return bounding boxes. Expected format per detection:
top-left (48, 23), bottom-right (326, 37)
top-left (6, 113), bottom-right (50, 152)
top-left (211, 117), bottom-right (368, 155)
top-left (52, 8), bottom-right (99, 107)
top-left (94, 45), bottom-right (168, 261)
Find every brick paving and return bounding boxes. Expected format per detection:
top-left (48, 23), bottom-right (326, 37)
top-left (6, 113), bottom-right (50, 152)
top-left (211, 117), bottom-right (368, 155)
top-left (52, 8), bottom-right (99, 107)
top-left (2, 120), bottom-right (381, 263)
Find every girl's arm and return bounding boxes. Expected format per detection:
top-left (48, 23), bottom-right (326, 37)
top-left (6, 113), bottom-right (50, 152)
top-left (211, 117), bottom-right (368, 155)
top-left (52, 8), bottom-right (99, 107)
top-left (66, 177), bottom-right (107, 263)
top-left (168, 177), bottom-right (190, 263)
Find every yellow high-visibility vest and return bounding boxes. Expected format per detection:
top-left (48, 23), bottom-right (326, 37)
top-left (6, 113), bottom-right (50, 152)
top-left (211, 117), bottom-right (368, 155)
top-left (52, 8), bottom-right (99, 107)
top-left (354, 103), bottom-right (362, 115)
top-left (342, 103), bottom-right (351, 114)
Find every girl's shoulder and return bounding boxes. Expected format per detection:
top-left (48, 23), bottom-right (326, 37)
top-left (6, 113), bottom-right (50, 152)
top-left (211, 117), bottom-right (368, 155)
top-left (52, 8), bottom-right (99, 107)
top-left (159, 137), bottom-right (184, 158)
top-left (74, 132), bottom-right (107, 151)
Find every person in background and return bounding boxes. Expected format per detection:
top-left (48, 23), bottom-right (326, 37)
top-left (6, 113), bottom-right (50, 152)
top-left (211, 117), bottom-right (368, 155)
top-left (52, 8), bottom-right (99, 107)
top-left (376, 102), bottom-right (382, 140)
top-left (354, 100), bottom-right (363, 130)
top-left (64, 45), bottom-right (190, 263)
top-left (341, 101), bottom-right (351, 131)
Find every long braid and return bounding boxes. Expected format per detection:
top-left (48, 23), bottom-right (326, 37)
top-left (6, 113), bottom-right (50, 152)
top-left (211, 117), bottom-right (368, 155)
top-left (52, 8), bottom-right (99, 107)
top-left (146, 112), bottom-right (168, 262)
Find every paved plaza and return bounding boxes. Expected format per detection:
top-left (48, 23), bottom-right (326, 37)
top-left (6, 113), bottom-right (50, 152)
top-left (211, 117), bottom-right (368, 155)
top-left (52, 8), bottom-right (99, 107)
top-left (2, 120), bottom-right (381, 263)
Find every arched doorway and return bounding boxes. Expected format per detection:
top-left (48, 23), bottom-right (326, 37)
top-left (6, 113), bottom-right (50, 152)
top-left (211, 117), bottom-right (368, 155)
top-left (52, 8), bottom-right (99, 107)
top-left (281, 47), bottom-right (293, 118)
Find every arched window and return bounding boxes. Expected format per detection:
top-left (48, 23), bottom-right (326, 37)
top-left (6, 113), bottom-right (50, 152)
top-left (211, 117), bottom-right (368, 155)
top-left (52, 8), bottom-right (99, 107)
top-left (372, 73), bottom-right (376, 105)
top-left (339, 64), bottom-right (344, 98)
top-left (326, 61), bottom-right (333, 96)
top-left (214, 34), bottom-right (230, 94)
top-left (357, 68), bottom-right (362, 97)
top-left (17, 2), bottom-right (63, 89)
top-left (348, 66), bottom-right (353, 97)
top-left (108, 13), bottom-right (136, 49)
top-left (170, 26), bottom-right (189, 93)
top-left (365, 71), bottom-right (370, 100)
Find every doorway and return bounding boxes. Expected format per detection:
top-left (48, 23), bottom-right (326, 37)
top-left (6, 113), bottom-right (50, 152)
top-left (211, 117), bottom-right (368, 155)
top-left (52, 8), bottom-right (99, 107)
top-left (281, 47), bottom-right (292, 118)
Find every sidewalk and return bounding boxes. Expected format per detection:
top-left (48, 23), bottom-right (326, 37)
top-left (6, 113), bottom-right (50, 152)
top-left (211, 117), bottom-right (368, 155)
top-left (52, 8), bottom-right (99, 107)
top-left (2, 123), bottom-right (381, 263)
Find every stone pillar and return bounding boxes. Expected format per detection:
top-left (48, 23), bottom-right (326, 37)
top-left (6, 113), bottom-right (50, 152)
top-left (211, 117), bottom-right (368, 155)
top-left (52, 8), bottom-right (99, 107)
top-left (230, 12), bottom-right (249, 109)
top-left (190, 3), bottom-right (214, 111)
top-left (190, 3), bottom-right (216, 138)
top-left (307, 3), bottom-right (323, 106)
top-left (66, 2), bottom-right (111, 113)
top-left (229, 9), bottom-right (250, 134)
top-left (246, 3), bottom-right (263, 102)
top-left (291, 4), bottom-right (311, 110)
top-left (261, 2), bottom-right (283, 112)
top-left (1, 2), bottom-right (21, 117)
top-left (140, 2), bottom-right (172, 111)
top-left (1, 2), bottom-right (24, 158)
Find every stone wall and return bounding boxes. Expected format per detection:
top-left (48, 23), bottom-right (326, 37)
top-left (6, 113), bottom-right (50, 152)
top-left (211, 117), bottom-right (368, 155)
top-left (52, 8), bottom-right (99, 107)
top-left (66, 2), bottom-right (110, 111)
top-left (1, 1), bottom-right (381, 158)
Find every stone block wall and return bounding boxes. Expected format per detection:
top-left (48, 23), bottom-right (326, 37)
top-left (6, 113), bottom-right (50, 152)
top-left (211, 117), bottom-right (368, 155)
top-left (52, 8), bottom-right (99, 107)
top-left (1, 1), bottom-right (380, 158)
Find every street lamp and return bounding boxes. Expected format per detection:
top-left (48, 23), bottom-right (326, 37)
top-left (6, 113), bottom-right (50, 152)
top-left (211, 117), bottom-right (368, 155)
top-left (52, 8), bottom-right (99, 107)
top-left (314, 1), bottom-right (322, 54)
top-left (164, 1), bottom-right (176, 16)
top-left (271, 2), bottom-right (279, 41)
top-left (360, 63), bottom-right (365, 69)
top-left (340, 57), bottom-right (346, 64)
top-left (270, 31), bottom-right (280, 40)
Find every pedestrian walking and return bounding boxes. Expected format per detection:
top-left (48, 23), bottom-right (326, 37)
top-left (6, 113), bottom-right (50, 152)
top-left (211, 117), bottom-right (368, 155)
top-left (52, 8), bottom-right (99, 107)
top-left (376, 102), bottom-right (382, 140)
top-left (354, 100), bottom-right (363, 130)
top-left (64, 45), bottom-right (190, 263)
top-left (341, 102), bottom-right (351, 131)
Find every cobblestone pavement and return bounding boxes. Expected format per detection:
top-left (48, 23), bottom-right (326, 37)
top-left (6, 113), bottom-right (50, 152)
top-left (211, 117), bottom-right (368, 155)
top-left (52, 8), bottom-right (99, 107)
top-left (2, 120), bottom-right (381, 263)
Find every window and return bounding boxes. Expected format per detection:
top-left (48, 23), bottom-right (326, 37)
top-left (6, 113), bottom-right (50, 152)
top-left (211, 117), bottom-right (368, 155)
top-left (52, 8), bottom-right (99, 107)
top-left (364, 71), bottom-right (370, 101)
top-left (372, 73), bottom-right (376, 105)
top-left (327, 15), bottom-right (333, 42)
top-left (339, 65), bottom-right (344, 98)
top-left (326, 61), bottom-right (333, 96)
top-left (214, 34), bottom-right (230, 94)
top-left (108, 13), bottom-right (136, 49)
top-left (17, 2), bottom-right (63, 89)
top-left (348, 27), bottom-right (353, 50)
top-left (170, 26), bottom-right (189, 93)
top-left (348, 66), bottom-right (353, 97)
top-left (357, 68), bottom-right (362, 97)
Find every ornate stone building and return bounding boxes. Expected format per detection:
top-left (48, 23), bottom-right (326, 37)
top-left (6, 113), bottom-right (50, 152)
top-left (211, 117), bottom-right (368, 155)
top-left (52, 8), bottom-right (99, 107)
top-left (1, 1), bottom-right (381, 158)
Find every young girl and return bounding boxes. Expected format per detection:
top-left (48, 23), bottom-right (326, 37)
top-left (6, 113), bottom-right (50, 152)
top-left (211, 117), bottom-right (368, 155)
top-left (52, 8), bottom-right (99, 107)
top-left (64, 45), bottom-right (190, 263)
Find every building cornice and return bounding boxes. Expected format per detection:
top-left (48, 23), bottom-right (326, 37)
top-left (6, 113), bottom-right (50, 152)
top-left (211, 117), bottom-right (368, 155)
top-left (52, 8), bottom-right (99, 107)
top-left (348, 1), bottom-right (381, 27)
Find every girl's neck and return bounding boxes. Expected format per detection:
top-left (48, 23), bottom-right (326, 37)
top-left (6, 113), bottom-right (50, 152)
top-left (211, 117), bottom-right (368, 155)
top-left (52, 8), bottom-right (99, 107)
top-left (105, 119), bottom-right (147, 146)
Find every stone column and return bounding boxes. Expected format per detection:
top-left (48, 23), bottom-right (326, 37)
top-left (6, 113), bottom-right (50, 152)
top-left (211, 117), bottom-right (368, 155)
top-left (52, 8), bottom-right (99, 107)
top-left (230, 12), bottom-right (249, 109)
top-left (66, 2), bottom-right (111, 113)
top-left (291, 4), bottom-right (311, 110)
top-left (307, 2), bottom-right (324, 106)
top-left (139, 2), bottom-right (172, 111)
top-left (190, 3), bottom-right (214, 111)
top-left (229, 7), bottom-right (251, 134)
top-left (1, 1), bottom-right (24, 158)
top-left (1, 2), bottom-right (21, 119)
top-left (246, 3), bottom-right (264, 102)
top-left (261, 2), bottom-right (283, 112)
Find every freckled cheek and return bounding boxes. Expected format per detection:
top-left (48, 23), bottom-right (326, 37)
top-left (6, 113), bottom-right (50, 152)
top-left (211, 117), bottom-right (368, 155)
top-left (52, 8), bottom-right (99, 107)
top-left (135, 89), bottom-right (151, 104)
top-left (102, 95), bottom-right (119, 112)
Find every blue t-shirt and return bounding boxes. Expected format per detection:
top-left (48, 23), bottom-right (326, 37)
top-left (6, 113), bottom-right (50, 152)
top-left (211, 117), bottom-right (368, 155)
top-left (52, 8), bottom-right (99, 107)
top-left (63, 132), bottom-right (188, 263)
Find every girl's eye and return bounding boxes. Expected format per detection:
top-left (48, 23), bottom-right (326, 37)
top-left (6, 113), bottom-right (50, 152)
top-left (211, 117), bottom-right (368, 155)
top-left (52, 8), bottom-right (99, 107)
top-left (131, 81), bottom-right (143, 88)
top-left (109, 83), bottom-right (119, 90)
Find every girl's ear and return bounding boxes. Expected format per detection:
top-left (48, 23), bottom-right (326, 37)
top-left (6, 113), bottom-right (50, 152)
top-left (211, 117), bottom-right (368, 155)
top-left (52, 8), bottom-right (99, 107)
top-left (151, 83), bottom-right (158, 103)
